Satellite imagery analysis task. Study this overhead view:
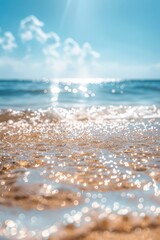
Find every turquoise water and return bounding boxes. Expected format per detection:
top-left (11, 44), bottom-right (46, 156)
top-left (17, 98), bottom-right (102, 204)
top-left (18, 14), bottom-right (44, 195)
top-left (0, 79), bottom-right (160, 109)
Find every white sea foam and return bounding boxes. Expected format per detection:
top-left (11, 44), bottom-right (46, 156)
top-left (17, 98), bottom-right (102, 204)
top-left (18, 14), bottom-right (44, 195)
top-left (0, 105), bottom-right (160, 124)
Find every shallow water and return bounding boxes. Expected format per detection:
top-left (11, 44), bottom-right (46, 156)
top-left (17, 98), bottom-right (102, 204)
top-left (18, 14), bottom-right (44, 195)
top-left (0, 79), bottom-right (160, 239)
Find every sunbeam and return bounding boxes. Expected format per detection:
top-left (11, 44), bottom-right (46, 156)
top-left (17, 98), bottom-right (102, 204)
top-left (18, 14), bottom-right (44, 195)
top-left (60, 0), bottom-right (73, 30)
top-left (64, 0), bottom-right (72, 16)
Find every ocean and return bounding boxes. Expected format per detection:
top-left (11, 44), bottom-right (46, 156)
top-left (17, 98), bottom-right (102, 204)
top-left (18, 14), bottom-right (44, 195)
top-left (0, 79), bottom-right (160, 239)
top-left (0, 79), bottom-right (160, 109)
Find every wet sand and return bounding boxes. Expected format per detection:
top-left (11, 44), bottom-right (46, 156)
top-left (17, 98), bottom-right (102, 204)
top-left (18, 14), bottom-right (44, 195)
top-left (0, 110), bottom-right (160, 239)
top-left (80, 227), bottom-right (160, 240)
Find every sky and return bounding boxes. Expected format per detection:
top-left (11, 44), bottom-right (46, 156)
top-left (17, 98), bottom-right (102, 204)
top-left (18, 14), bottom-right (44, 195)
top-left (0, 0), bottom-right (160, 79)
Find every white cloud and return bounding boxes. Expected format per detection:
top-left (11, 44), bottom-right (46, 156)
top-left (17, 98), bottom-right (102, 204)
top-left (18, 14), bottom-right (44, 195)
top-left (1, 55), bottom-right (160, 79)
top-left (18, 15), bottom-right (101, 77)
top-left (93, 61), bottom-right (160, 79)
top-left (20, 15), bottom-right (44, 29)
top-left (0, 56), bottom-right (21, 69)
top-left (0, 56), bottom-right (45, 79)
top-left (0, 32), bottom-right (17, 52)
top-left (63, 38), bottom-right (81, 58)
top-left (82, 43), bottom-right (100, 60)
top-left (42, 36), bottom-right (100, 77)
top-left (19, 15), bottom-right (100, 75)
top-left (20, 15), bottom-right (45, 43)
top-left (0, 15), bottom-right (159, 79)
top-left (2, 15), bottom-right (157, 79)
top-left (46, 32), bottom-right (61, 46)
top-left (63, 38), bottom-right (100, 62)
top-left (42, 33), bottom-right (61, 59)
top-left (43, 44), bottom-right (60, 58)
top-left (44, 38), bottom-right (99, 77)
top-left (20, 15), bottom-right (61, 46)
top-left (20, 15), bottom-right (62, 65)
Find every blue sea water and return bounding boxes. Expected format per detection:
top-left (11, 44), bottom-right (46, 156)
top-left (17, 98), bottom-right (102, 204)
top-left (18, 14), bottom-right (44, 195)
top-left (0, 79), bottom-right (160, 109)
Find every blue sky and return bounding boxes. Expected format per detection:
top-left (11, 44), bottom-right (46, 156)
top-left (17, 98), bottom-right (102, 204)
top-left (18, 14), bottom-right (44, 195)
top-left (0, 0), bottom-right (160, 79)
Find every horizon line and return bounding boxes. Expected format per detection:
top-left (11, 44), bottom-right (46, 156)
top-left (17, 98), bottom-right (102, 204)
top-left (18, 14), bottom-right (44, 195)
top-left (0, 77), bottom-right (160, 82)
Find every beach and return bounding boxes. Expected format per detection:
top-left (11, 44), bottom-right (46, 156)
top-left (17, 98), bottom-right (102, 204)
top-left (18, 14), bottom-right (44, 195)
top-left (0, 80), bottom-right (160, 239)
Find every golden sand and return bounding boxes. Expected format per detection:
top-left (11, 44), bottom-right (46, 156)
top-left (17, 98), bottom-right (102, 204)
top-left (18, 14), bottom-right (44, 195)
top-left (0, 112), bottom-right (160, 239)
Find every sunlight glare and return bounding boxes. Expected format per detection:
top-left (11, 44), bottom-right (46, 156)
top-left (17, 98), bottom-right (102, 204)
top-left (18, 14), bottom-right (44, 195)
top-left (60, 0), bottom-right (73, 29)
